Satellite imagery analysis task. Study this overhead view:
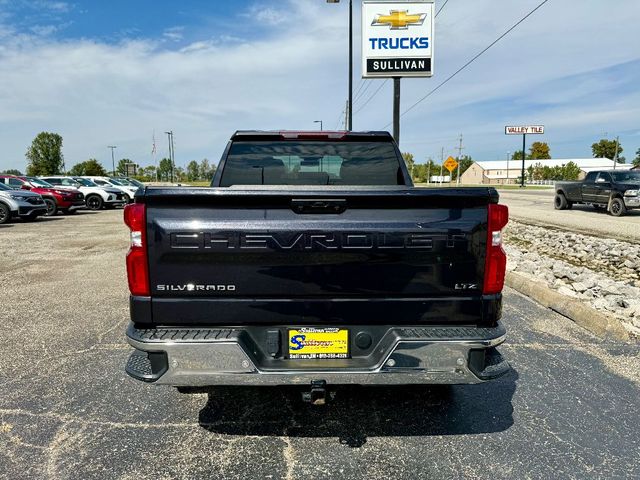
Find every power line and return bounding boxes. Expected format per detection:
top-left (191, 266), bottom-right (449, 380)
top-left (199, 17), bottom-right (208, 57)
top-left (436, 0), bottom-right (451, 17)
top-left (353, 79), bottom-right (389, 116)
top-left (353, 79), bottom-right (373, 104)
top-left (382, 0), bottom-right (552, 129)
top-left (352, 79), bottom-right (367, 102)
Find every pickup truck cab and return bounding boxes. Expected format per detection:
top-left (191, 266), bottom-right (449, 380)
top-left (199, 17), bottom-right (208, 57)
top-left (124, 131), bottom-right (510, 401)
top-left (555, 170), bottom-right (640, 216)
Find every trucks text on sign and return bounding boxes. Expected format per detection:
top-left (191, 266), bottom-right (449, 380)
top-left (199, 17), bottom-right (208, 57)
top-left (362, 1), bottom-right (435, 78)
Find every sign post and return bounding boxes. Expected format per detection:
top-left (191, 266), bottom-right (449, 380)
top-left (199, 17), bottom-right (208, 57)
top-left (443, 156), bottom-right (458, 185)
top-left (504, 125), bottom-right (544, 187)
top-left (362, 1), bottom-right (435, 143)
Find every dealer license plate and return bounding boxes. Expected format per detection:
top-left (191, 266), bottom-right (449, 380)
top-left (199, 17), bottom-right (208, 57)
top-left (288, 328), bottom-right (349, 359)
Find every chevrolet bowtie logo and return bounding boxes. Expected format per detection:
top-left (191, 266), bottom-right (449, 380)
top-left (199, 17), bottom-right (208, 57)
top-left (372, 10), bottom-right (427, 30)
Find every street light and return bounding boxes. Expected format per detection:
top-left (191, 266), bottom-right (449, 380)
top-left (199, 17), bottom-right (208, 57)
top-left (327, 0), bottom-right (352, 131)
top-left (314, 120), bottom-right (323, 131)
top-left (107, 145), bottom-right (117, 176)
top-left (165, 131), bottom-right (175, 183)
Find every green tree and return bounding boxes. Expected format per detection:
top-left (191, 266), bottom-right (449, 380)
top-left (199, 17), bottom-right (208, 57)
top-left (529, 142), bottom-right (551, 159)
top-left (199, 158), bottom-right (215, 180)
top-left (633, 148), bottom-right (640, 167)
top-left (25, 132), bottom-right (64, 175)
top-left (117, 158), bottom-right (138, 176)
top-left (158, 157), bottom-right (173, 181)
top-left (68, 159), bottom-right (107, 176)
top-left (561, 161), bottom-right (581, 180)
top-left (186, 160), bottom-right (200, 181)
top-left (512, 150), bottom-right (529, 161)
top-left (402, 152), bottom-right (415, 177)
top-left (174, 166), bottom-right (185, 182)
top-left (591, 139), bottom-right (625, 163)
top-left (1, 169), bottom-right (23, 175)
top-left (140, 165), bottom-right (157, 181)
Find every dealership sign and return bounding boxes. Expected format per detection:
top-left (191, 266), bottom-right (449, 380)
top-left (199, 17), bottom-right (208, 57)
top-left (505, 125), bottom-right (545, 135)
top-left (362, 1), bottom-right (434, 78)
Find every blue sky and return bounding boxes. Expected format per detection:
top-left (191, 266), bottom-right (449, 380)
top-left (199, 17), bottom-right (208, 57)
top-left (0, 0), bottom-right (639, 172)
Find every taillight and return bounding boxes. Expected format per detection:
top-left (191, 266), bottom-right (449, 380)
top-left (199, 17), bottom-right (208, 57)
top-left (483, 204), bottom-right (509, 295)
top-left (124, 203), bottom-right (149, 296)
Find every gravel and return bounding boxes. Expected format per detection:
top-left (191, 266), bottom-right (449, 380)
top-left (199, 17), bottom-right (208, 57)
top-left (504, 221), bottom-right (640, 337)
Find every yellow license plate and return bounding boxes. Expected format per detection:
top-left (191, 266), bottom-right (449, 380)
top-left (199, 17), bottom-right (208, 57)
top-left (288, 328), bottom-right (349, 359)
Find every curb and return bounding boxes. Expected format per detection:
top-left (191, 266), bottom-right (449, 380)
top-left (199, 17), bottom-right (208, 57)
top-left (505, 271), bottom-right (629, 341)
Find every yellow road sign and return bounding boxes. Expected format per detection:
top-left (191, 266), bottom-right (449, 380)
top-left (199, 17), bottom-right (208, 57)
top-left (443, 156), bottom-right (458, 173)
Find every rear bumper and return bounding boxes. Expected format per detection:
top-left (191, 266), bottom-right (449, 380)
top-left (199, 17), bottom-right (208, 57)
top-left (125, 323), bottom-right (509, 386)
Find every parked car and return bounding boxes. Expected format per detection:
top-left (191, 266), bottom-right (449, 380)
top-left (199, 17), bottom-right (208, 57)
top-left (113, 177), bottom-right (144, 188)
top-left (124, 130), bottom-right (510, 402)
top-left (80, 176), bottom-right (138, 203)
top-left (0, 182), bottom-right (48, 224)
top-left (40, 176), bottom-right (126, 210)
top-left (0, 175), bottom-right (85, 216)
top-left (555, 170), bottom-right (640, 216)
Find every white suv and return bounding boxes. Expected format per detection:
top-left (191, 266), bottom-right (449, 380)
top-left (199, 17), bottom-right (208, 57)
top-left (40, 176), bottom-right (126, 210)
top-left (81, 176), bottom-right (139, 203)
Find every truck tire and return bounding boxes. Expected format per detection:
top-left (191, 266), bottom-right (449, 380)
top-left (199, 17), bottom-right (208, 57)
top-left (0, 203), bottom-right (10, 224)
top-left (43, 198), bottom-right (57, 216)
top-left (86, 194), bottom-right (103, 211)
top-left (554, 193), bottom-right (569, 210)
top-left (609, 197), bottom-right (626, 217)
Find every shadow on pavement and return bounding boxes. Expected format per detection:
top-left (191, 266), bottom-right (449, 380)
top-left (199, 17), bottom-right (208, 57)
top-left (0, 224), bottom-right (14, 228)
top-left (197, 369), bottom-right (518, 447)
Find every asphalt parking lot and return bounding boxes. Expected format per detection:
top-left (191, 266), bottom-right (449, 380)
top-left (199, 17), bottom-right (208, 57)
top-left (1, 210), bottom-right (639, 480)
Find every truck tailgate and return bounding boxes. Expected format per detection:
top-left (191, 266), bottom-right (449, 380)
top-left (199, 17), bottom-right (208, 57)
top-left (138, 187), bottom-right (499, 326)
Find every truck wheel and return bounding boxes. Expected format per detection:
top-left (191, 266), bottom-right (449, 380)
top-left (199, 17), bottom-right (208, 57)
top-left (0, 203), bottom-right (10, 224)
top-left (44, 198), bottom-right (57, 216)
top-left (609, 197), bottom-right (626, 217)
top-left (554, 193), bottom-right (568, 210)
top-left (86, 194), bottom-right (103, 210)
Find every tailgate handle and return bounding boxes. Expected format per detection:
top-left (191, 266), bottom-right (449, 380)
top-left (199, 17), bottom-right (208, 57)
top-left (291, 199), bottom-right (347, 214)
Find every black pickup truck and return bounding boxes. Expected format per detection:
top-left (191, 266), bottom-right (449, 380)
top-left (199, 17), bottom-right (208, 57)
top-left (123, 131), bottom-right (510, 402)
top-left (555, 170), bottom-right (640, 216)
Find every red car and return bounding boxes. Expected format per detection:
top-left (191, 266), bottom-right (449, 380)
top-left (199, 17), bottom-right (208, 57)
top-left (0, 175), bottom-right (85, 216)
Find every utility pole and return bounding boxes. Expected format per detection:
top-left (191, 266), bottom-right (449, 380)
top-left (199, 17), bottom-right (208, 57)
top-left (613, 135), bottom-right (619, 169)
top-left (344, 100), bottom-right (349, 130)
top-left (520, 133), bottom-right (526, 187)
top-left (393, 77), bottom-right (401, 145)
top-left (348, 0), bottom-right (353, 130)
top-left (107, 146), bottom-right (117, 176)
top-left (165, 131), bottom-right (174, 183)
top-left (426, 160), bottom-right (431, 185)
top-left (506, 151), bottom-right (511, 184)
top-left (456, 134), bottom-right (464, 185)
top-left (439, 147), bottom-right (444, 185)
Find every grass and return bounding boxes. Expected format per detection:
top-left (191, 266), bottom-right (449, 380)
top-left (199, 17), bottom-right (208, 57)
top-left (184, 181), bottom-right (211, 187)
